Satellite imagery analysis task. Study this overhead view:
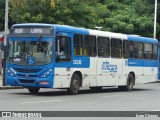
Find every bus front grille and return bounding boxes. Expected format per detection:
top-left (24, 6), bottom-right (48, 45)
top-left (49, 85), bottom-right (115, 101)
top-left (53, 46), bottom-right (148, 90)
top-left (17, 74), bottom-right (38, 77)
top-left (14, 68), bottom-right (41, 73)
top-left (19, 79), bottom-right (35, 84)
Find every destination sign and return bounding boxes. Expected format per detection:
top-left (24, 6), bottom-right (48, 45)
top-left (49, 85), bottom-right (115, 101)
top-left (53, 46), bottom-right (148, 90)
top-left (11, 26), bottom-right (53, 35)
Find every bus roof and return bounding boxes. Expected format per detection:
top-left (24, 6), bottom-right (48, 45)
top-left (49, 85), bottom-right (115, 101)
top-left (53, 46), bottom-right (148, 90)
top-left (11, 24), bottom-right (158, 44)
top-left (88, 29), bottom-right (127, 39)
top-left (128, 35), bottom-right (158, 44)
top-left (12, 23), bottom-right (54, 27)
top-left (12, 23), bottom-right (89, 34)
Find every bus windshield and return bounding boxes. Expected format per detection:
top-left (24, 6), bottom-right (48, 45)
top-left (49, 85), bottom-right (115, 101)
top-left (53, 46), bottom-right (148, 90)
top-left (8, 36), bottom-right (53, 66)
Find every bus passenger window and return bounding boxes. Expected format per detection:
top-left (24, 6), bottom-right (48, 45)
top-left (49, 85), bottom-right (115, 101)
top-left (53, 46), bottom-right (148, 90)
top-left (123, 41), bottom-right (133, 58)
top-left (153, 44), bottom-right (158, 60)
top-left (74, 34), bottom-right (83, 56)
top-left (133, 42), bottom-right (143, 59)
top-left (98, 37), bottom-right (110, 57)
top-left (144, 43), bottom-right (152, 59)
top-left (111, 38), bottom-right (122, 58)
top-left (84, 35), bottom-right (97, 56)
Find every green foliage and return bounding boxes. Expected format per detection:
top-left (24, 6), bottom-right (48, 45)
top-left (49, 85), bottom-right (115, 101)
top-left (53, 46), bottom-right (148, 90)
top-left (103, 0), bottom-right (156, 37)
top-left (0, 0), bottom-right (159, 39)
top-left (0, 0), bottom-right (5, 31)
top-left (10, 0), bottom-right (106, 29)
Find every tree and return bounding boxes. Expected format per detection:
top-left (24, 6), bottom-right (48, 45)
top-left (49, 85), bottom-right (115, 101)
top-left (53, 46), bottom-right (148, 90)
top-left (102, 0), bottom-right (156, 38)
top-left (9, 0), bottom-right (160, 40)
top-left (10, 0), bottom-right (106, 29)
top-left (0, 0), bottom-right (5, 31)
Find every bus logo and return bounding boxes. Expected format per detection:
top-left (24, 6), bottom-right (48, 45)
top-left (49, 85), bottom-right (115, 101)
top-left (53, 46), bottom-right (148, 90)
top-left (101, 61), bottom-right (117, 73)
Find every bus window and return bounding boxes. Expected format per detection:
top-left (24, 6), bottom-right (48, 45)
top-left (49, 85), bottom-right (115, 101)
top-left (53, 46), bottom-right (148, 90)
top-left (153, 44), bottom-right (158, 60)
top-left (56, 36), bottom-right (71, 62)
top-left (123, 41), bottom-right (133, 58)
top-left (98, 37), bottom-right (110, 57)
top-left (144, 43), bottom-right (152, 59)
top-left (74, 34), bottom-right (83, 56)
top-left (133, 42), bottom-right (143, 59)
top-left (84, 35), bottom-right (96, 56)
top-left (111, 38), bottom-right (122, 58)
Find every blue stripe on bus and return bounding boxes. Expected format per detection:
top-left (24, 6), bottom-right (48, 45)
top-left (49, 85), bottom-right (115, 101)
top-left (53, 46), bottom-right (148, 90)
top-left (128, 35), bottom-right (158, 44)
top-left (144, 60), bottom-right (158, 67)
top-left (55, 57), bottom-right (90, 68)
top-left (128, 59), bottom-right (158, 67)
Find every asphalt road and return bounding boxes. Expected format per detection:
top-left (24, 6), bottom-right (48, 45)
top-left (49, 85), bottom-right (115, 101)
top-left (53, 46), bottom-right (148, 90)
top-left (0, 83), bottom-right (160, 120)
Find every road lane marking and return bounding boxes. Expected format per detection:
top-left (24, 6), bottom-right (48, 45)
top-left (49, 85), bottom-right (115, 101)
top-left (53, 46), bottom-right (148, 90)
top-left (151, 109), bottom-right (160, 111)
top-left (101, 94), bottom-right (131, 98)
top-left (20, 100), bottom-right (63, 104)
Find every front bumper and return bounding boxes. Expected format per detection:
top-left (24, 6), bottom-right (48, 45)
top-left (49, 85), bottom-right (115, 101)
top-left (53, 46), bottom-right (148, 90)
top-left (6, 75), bottom-right (54, 88)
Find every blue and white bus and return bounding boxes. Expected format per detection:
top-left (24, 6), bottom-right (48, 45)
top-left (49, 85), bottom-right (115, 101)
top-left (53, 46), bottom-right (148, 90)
top-left (6, 23), bottom-right (158, 94)
top-left (158, 45), bottom-right (160, 80)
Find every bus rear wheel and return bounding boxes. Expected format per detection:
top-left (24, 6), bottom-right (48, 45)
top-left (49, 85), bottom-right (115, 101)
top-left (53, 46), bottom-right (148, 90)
top-left (28, 88), bottom-right (40, 94)
top-left (118, 74), bottom-right (134, 91)
top-left (67, 74), bottom-right (80, 95)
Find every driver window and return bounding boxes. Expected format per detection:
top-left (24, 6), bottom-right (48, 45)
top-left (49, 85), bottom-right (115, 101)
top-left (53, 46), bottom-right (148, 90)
top-left (56, 36), bottom-right (71, 62)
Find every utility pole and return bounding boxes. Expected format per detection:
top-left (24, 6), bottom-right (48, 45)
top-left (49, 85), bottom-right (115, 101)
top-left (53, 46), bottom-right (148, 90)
top-left (3, 0), bottom-right (9, 86)
top-left (154, 0), bottom-right (157, 39)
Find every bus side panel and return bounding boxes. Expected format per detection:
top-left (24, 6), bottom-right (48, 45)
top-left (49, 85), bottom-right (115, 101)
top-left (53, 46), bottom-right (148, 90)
top-left (82, 57), bottom-right (97, 87)
top-left (53, 68), bottom-right (71, 88)
top-left (128, 59), bottom-right (146, 84)
top-left (53, 58), bottom-right (97, 88)
top-left (158, 46), bottom-right (160, 80)
top-left (118, 59), bottom-right (128, 86)
top-left (144, 60), bottom-right (158, 83)
top-left (148, 73), bottom-right (158, 83)
top-left (97, 58), bottom-right (124, 87)
top-left (124, 59), bottom-right (158, 84)
top-left (107, 58), bottom-right (122, 86)
top-left (96, 58), bottom-right (108, 86)
top-left (123, 59), bottom-right (145, 84)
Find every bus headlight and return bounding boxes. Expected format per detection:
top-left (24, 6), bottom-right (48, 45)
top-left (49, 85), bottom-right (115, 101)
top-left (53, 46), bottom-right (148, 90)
top-left (7, 68), bottom-right (17, 77)
top-left (40, 69), bottom-right (53, 78)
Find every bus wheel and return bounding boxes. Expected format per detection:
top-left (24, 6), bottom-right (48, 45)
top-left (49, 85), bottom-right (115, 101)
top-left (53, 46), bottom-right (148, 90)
top-left (28, 88), bottom-right (40, 94)
top-left (118, 74), bottom-right (134, 91)
top-left (67, 74), bottom-right (80, 95)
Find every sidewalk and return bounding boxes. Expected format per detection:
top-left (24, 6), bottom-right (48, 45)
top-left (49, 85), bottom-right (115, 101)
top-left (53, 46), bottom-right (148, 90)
top-left (0, 74), bottom-right (22, 90)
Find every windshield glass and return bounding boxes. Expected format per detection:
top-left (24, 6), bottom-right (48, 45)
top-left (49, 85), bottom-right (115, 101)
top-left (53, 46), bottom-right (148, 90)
top-left (8, 36), bottom-right (53, 66)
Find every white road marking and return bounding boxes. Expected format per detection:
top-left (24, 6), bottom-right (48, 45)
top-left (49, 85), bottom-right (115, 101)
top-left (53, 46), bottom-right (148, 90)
top-left (101, 94), bottom-right (131, 98)
top-left (151, 109), bottom-right (160, 111)
top-left (20, 100), bottom-right (63, 104)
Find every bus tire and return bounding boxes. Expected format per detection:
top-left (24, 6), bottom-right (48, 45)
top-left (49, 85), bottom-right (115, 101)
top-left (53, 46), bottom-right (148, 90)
top-left (28, 88), bottom-right (40, 94)
top-left (67, 74), bottom-right (80, 95)
top-left (118, 74), bottom-right (134, 91)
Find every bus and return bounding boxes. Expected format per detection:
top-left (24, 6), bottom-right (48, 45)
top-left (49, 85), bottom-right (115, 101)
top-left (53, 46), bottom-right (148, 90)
top-left (158, 45), bottom-right (160, 80)
top-left (0, 34), bottom-right (4, 73)
top-left (6, 23), bottom-right (158, 94)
